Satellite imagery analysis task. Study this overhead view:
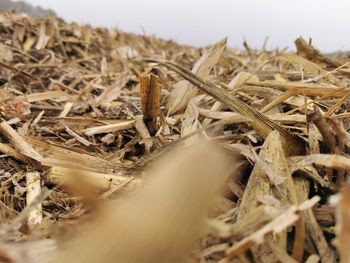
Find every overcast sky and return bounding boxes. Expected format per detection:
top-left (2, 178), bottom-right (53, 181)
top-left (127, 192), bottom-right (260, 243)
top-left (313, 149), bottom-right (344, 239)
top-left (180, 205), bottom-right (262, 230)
top-left (22, 0), bottom-right (350, 52)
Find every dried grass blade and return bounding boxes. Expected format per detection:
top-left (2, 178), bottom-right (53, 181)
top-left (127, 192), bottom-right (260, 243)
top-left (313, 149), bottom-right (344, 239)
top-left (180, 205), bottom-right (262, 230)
top-left (83, 120), bottom-right (135, 136)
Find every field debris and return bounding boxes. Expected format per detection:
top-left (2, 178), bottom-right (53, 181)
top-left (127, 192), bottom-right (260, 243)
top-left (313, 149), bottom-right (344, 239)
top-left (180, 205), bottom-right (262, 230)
top-left (0, 10), bottom-right (350, 263)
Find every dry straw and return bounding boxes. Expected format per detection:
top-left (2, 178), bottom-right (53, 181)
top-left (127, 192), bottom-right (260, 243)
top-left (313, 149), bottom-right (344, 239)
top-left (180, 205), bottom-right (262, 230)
top-left (0, 10), bottom-right (350, 263)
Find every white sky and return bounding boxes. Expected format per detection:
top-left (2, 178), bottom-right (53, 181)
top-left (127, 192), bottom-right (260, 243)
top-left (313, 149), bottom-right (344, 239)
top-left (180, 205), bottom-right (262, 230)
top-left (21, 0), bottom-right (350, 52)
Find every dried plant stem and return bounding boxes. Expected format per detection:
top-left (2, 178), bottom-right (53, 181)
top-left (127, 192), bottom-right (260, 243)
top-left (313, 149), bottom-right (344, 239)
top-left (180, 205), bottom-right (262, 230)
top-left (0, 120), bottom-right (43, 161)
top-left (26, 171), bottom-right (43, 226)
top-left (294, 178), bottom-right (335, 263)
top-left (139, 74), bottom-right (161, 135)
top-left (309, 106), bottom-right (339, 154)
top-left (135, 115), bottom-right (153, 153)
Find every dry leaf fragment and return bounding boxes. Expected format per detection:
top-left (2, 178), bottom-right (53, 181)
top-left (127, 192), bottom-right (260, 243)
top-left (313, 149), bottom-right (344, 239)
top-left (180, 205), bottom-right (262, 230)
top-left (167, 38), bottom-right (227, 114)
top-left (275, 54), bottom-right (324, 73)
top-left (291, 154), bottom-right (350, 172)
top-left (35, 21), bottom-right (50, 50)
top-left (295, 37), bottom-right (341, 69)
top-left (238, 131), bottom-right (290, 220)
top-left (237, 130), bottom-right (293, 262)
top-left (227, 71), bottom-right (259, 90)
top-left (223, 196), bottom-right (320, 261)
top-left (181, 100), bottom-right (201, 146)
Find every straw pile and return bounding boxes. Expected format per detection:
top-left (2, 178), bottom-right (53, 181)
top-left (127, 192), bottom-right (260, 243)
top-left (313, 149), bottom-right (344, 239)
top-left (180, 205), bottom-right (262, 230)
top-left (0, 11), bottom-right (349, 263)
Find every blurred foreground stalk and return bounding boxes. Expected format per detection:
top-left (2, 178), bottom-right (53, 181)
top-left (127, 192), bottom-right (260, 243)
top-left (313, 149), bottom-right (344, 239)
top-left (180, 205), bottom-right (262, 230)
top-left (52, 142), bottom-right (235, 263)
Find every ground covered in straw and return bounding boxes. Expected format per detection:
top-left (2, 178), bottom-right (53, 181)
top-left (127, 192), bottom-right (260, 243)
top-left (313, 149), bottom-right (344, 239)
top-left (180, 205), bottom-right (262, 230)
top-left (0, 11), bottom-right (349, 263)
